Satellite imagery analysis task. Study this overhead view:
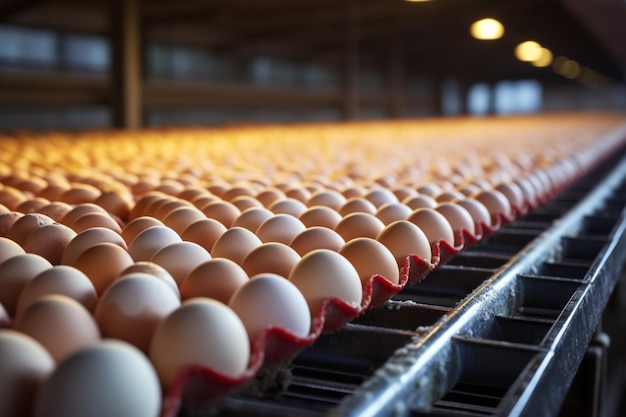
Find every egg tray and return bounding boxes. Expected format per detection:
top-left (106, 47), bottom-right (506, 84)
top-left (154, 156), bottom-right (595, 417)
top-left (157, 213), bottom-right (540, 417)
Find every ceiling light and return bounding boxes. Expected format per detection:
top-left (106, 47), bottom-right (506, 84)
top-left (553, 56), bottom-right (581, 79)
top-left (470, 18), bottom-right (504, 40)
top-left (515, 41), bottom-right (542, 62)
top-left (531, 48), bottom-right (553, 67)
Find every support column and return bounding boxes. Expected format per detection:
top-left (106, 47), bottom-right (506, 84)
top-left (111, 0), bottom-right (142, 129)
top-left (342, 0), bottom-right (359, 121)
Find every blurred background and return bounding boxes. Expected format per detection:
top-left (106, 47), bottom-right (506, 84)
top-left (0, 0), bottom-right (625, 131)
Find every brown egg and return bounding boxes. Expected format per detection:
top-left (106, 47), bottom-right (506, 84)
top-left (335, 212), bottom-right (385, 242)
top-left (256, 214), bottom-right (306, 244)
top-left (495, 182), bottom-right (525, 209)
top-left (210, 227), bottom-right (262, 264)
top-left (150, 241), bottom-right (212, 285)
top-left (161, 206), bottom-right (205, 234)
top-left (390, 186), bottom-right (418, 202)
top-left (94, 191), bottom-right (133, 221)
top-left (473, 189), bottom-right (513, 222)
top-left (0, 211), bottom-right (23, 237)
top-left (16, 198), bottom-right (49, 214)
top-left (268, 198), bottom-right (308, 217)
top-left (70, 212), bottom-right (122, 234)
top-left (39, 184), bottom-right (69, 201)
top-left (339, 237), bottom-right (400, 285)
top-left (119, 262), bottom-right (179, 298)
top-left (0, 186), bottom-right (27, 210)
top-left (403, 195), bottom-right (438, 210)
top-left (73, 242), bottom-right (134, 294)
top-left (338, 197), bottom-right (377, 216)
top-left (284, 187), bottom-right (311, 203)
top-left (230, 195), bottom-right (263, 212)
top-left (255, 187), bottom-right (286, 207)
top-left (455, 198), bottom-right (491, 229)
top-left (59, 184), bottom-right (101, 204)
top-left (0, 254), bottom-right (52, 316)
top-left (231, 207), bottom-right (273, 232)
top-left (406, 208), bottom-right (454, 245)
top-left (62, 227), bottom-right (128, 266)
top-left (61, 203), bottom-right (108, 227)
top-left (15, 295), bottom-right (100, 363)
top-left (241, 242), bottom-right (301, 278)
top-left (22, 224), bottom-right (77, 265)
top-left (7, 213), bottom-right (55, 246)
top-left (289, 226), bottom-right (345, 256)
top-left (298, 206), bottom-right (342, 229)
top-left (17, 266), bottom-right (98, 315)
top-left (36, 202), bottom-right (73, 222)
top-left (435, 190), bottom-right (465, 203)
top-left (363, 188), bottom-right (398, 208)
top-left (180, 218), bottom-right (227, 253)
top-left (376, 220), bottom-right (432, 266)
top-left (435, 203), bottom-right (476, 235)
top-left (307, 190), bottom-right (346, 210)
top-left (121, 217), bottom-right (164, 245)
top-left (181, 258), bottom-right (249, 303)
top-left (128, 193), bottom-right (165, 220)
top-left (201, 201), bottom-right (241, 228)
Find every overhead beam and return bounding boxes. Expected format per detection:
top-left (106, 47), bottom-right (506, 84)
top-left (110, 0), bottom-right (142, 129)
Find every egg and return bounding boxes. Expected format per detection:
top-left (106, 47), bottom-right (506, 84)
top-left (229, 273), bottom-right (311, 342)
top-left (0, 236), bottom-right (25, 263)
top-left (0, 329), bottom-right (54, 417)
top-left (495, 182), bottom-right (525, 209)
top-left (402, 194), bottom-right (438, 210)
top-left (338, 197), bottom-right (377, 216)
top-left (289, 226), bottom-right (345, 256)
top-left (255, 187), bottom-right (286, 207)
top-left (22, 223), bottom-right (77, 265)
top-left (474, 189), bottom-right (513, 221)
top-left (455, 198), bottom-right (492, 228)
top-left (0, 253), bottom-right (53, 316)
top-left (17, 265), bottom-right (98, 314)
top-left (14, 295), bottom-right (100, 362)
top-left (181, 258), bottom-right (249, 303)
top-left (376, 220), bottom-right (432, 265)
top-left (255, 214), bottom-right (306, 244)
top-left (288, 249), bottom-right (362, 315)
top-left (0, 302), bottom-right (8, 327)
top-left (59, 184), bottom-right (101, 204)
top-left (375, 202), bottom-right (412, 225)
top-left (230, 195), bottom-right (263, 211)
top-left (150, 241), bottom-right (212, 285)
top-left (149, 298), bottom-right (250, 388)
top-left (307, 190), bottom-right (346, 210)
top-left (94, 274), bottom-right (180, 353)
top-left (339, 237), bottom-right (400, 286)
top-left (119, 261), bottom-right (179, 297)
top-left (363, 188), bottom-right (398, 208)
top-left (201, 201), bottom-right (241, 227)
top-left (335, 212), bottom-right (385, 242)
top-left (406, 208), bottom-right (455, 245)
top-left (268, 198), bottom-right (308, 216)
top-left (211, 226), bottom-right (263, 264)
top-left (7, 213), bottom-right (55, 246)
top-left (435, 203), bottom-right (476, 235)
top-left (34, 340), bottom-right (161, 417)
top-left (70, 212), bottom-right (123, 234)
top-left (93, 191), bottom-right (132, 221)
top-left (36, 202), bottom-right (73, 222)
top-left (61, 227), bottom-right (128, 266)
top-left (61, 203), bottom-right (108, 227)
top-left (0, 211), bottom-right (23, 237)
top-left (127, 225), bottom-right (182, 262)
top-left (241, 242), bottom-right (301, 278)
top-left (231, 207), bottom-right (272, 232)
top-left (180, 218), bottom-right (227, 253)
top-left (120, 216), bottom-right (164, 245)
top-left (72, 242), bottom-right (134, 294)
top-left (298, 205), bottom-right (342, 229)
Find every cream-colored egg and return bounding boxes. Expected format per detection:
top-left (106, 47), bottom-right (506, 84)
top-left (474, 189), bottom-right (513, 221)
top-left (339, 237), bottom-right (400, 285)
top-left (211, 227), bottom-right (263, 264)
top-left (338, 197), bottom-right (377, 216)
top-left (375, 202), bottom-right (412, 226)
top-left (403, 195), bottom-right (438, 210)
top-left (34, 340), bottom-right (161, 417)
top-left (119, 261), bottom-right (179, 298)
top-left (127, 225), bottom-right (182, 262)
top-left (376, 220), bottom-right (432, 265)
top-left (120, 217), bottom-right (164, 245)
top-left (288, 249), bottom-right (362, 315)
top-left (70, 212), bottom-right (122, 234)
top-left (289, 226), bottom-right (345, 256)
top-left (149, 298), bottom-right (250, 388)
top-left (0, 253), bottom-right (52, 316)
top-left (495, 182), bottom-right (525, 209)
top-left (0, 330), bottom-right (54, 417)
top-left (229, 273), bottom-right (311, 342)
top-left (181, 258), bottom-right (249, 303)
top-left (406, 208), bottom-right (454, 245)
top-left (15, 295), bottom-right (100, 362)
top-left (455, 198), bottom-right (492, 228)
top-left (180, 218), bottom-right (227, 253)
top-left (61, 203), bottom-right (108, 227)
top-left (363, 188), bottom-right (398, 208)
top-left (0, 236), bottom-right (25, 263)
top-left (95, 274), bottom-right (180, 353)
top-left (231, 207), bottom-right (273, 232)
top-left (268, 198), bottom-right (308, 217)
top-left (435, 203), bottom-right (476, 235)
top-left (307, 190), bottom-right (346, 210)
top-left (241, 242), bottom-right (301, 278)
top-left (150, 241), bottom-right (212, 285)
top-left (17, 265), bottom-right (98, 314)
top-left (201, 201), bottom-right (241, 228)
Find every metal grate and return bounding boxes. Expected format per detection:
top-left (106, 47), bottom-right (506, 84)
top-left (197, 146), bottom-right (626, 417)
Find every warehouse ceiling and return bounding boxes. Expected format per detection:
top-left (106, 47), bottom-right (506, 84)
top-left (1, 0), bottom-right (625, 85)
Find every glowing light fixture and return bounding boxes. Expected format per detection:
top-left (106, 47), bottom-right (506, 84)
top-left (531, 48), bottom-right (553, 67)
top-left (515, 41), bottom-right (542, 62)
top-left (404, 0), bottom-right (432, 2)
top-left (470, 18), bottom-right (504, 40)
